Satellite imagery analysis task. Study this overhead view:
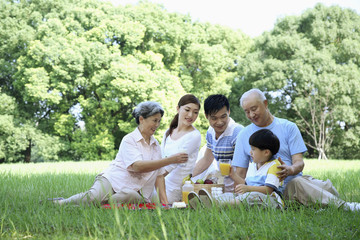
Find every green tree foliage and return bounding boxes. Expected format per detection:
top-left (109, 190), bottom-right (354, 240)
top-left (0, 88), bottom-right (62, 163)
top-left (0, 0), bottom-right (250, 162)
top-left (231, 4), bottom-right (360, 159)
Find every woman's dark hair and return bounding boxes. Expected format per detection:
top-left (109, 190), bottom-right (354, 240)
top-left (204, 94), bottom-right (230, 116)
top-left (132, 101), bottom-right (164, 125)
top-left (166, 94), bottom-right (200, 138)
top-left (249, 129), bottom-right (280, 159)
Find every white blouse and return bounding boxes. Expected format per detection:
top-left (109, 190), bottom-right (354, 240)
top-left (161, 128), bottom-right (201, 203)
top-left (102, 128), bottom-right (165, 202)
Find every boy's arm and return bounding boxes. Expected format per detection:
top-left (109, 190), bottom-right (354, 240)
top-left (235, 184), bottom-right (274, 195)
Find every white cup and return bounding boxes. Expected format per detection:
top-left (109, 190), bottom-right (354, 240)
top-left (178, 146), bottom-right (188, 167)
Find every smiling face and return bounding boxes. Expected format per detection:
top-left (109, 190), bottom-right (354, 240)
top-left (139, 113), bottom-right (162, 140)
top-left (206, 106), bottom-right (230, 138)
top-left (177, 103), bottom-right (200, 127)
top-left (241, 92), bottom-right (272, 127)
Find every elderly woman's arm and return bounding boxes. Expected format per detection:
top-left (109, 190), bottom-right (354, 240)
top-left (131, 153), bottom-right (188, 173)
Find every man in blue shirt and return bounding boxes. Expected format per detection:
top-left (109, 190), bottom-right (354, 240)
top-left (231, 88), bottom-right (359, 211)
top-left (192, 94), bottom-right (243, 192)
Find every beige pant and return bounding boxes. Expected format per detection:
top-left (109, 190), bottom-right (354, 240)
top-left (62, 174), bottom-right (145, 205)
top-left (284, 175), bottom-right (345, 207)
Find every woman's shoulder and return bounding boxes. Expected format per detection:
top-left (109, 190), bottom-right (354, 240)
top-left (121, 128), bottom-right (144, 145)
top-left (188, 127), bottom-right (201, 138)
top-left (184, 128), bottom-right (201, 145)
top-left (174, 127), bottom-right (201, 142)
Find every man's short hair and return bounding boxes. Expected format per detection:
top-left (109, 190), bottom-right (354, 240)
top-left (249, 129), bottom-right (280, 157)
top-left (240, 88), bottom-right (266, 107)
top-left (204, 94), bottom-right (230, 116)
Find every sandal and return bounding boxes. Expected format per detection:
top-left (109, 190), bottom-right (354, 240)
top-left (198, 189), bottom-right (213, 208)
top-left (187, 191), bottom-right (202, 209)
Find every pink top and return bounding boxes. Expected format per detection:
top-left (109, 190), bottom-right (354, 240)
top-left (102, 127), bottom-right (165, 202)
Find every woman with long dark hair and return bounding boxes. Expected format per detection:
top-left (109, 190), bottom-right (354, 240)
top-left (156, 94), bottom-right (201, 204)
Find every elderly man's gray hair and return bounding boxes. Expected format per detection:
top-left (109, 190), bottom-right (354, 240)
top-left (240, 88), bottom-right (267, 107)
top-left (132, 101), bottom-right (164, 125)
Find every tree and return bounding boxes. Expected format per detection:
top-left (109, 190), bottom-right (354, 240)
top-left (231, 4), bottom-right (360, 159)
top-left (0, 0), bottom-right (251, 162)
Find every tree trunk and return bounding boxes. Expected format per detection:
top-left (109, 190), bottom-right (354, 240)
top-left (24, 139), bottom-right (31, 163)
top-left (317, 148), bottom-right (328, 160)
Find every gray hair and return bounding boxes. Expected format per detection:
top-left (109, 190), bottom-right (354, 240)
top-left (240, 88), bottom-right (267, 107)
top-left (132, 101), bottom-right (164, 125)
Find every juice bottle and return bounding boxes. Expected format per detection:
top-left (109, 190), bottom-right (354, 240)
top-left (182, 181), bottom-right (194, 204)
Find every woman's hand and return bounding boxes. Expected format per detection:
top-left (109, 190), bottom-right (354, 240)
top-left (235, 184), bottom-right (249, 194)
top-left (170, 153), bottom-right (188, 164)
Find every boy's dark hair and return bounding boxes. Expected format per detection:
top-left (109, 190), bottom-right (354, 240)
top-left (249, 129), bottom-right (280, 159)
top-left (204, 94), bottom-right (230, 116)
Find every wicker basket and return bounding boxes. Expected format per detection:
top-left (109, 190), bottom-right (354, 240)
top-left (192, 184), bottom-right (224, 196)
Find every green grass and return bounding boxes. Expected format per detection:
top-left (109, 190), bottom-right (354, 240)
top-left (1, 159), bottom-right (360, 239)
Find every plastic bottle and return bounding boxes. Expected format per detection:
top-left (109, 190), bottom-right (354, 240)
top-left (182, 181), bottom-right (194, 204)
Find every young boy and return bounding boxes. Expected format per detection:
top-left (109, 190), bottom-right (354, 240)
top-left (188, 129), bottom-right (284, 209)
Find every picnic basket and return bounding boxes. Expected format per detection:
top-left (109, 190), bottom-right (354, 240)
top-left (192, 184), bottom-right (224, 196)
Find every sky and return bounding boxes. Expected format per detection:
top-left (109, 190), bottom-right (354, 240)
top-left (108, 0), bottom-right (360, 37)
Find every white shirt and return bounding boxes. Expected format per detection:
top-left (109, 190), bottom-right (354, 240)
top-left (161, 128), bottom-right (201, 203)
top-left (102, 128), bottom-right (165, 202)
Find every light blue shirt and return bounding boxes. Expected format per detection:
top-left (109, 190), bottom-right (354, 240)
top-left (232, 117), bottom-right (307, 189)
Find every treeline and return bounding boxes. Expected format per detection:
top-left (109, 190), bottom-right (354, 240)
top-left (0, 0), bottom-right (359, 162)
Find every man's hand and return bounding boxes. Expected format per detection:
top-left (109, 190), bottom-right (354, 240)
top-left (235, 184), bottom-right (250, 194)
top-left (276, 157), bottom-right (293, 182)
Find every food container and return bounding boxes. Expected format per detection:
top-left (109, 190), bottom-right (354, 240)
top-left (192, 184), bottom-right (225, 196)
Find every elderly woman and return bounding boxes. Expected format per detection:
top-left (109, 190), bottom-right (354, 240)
top-left (52, 101), bottom-right (188, 205)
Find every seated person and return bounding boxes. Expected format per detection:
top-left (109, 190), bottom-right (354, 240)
top-left (156, 94), bottom-right (201, 204)
top-left (188, 129), bottom-right (283, 209)
top-left (233, 88), bottom-right (360, 211)
top-left (49, 101), bottom-right (188, 206)
top-left (192, 94), bottom-right (243, 192)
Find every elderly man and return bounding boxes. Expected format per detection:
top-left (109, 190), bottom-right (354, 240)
top-left (231, 88), bottom-right (359, 211)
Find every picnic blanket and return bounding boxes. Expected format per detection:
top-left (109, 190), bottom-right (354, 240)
top-left (101, 203), bottom-right (171, 210)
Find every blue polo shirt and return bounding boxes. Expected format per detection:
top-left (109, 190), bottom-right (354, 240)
top-left (206, 118), bottom-right (243, 192)
top-left (206, 118), bottom-right (243, 163)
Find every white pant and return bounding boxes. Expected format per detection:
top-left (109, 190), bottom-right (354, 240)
top-left (62, 174), bottom-right (144, 205)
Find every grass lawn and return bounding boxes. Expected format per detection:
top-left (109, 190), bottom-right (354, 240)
top-left (1, 159), bottom-right (359, 239)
